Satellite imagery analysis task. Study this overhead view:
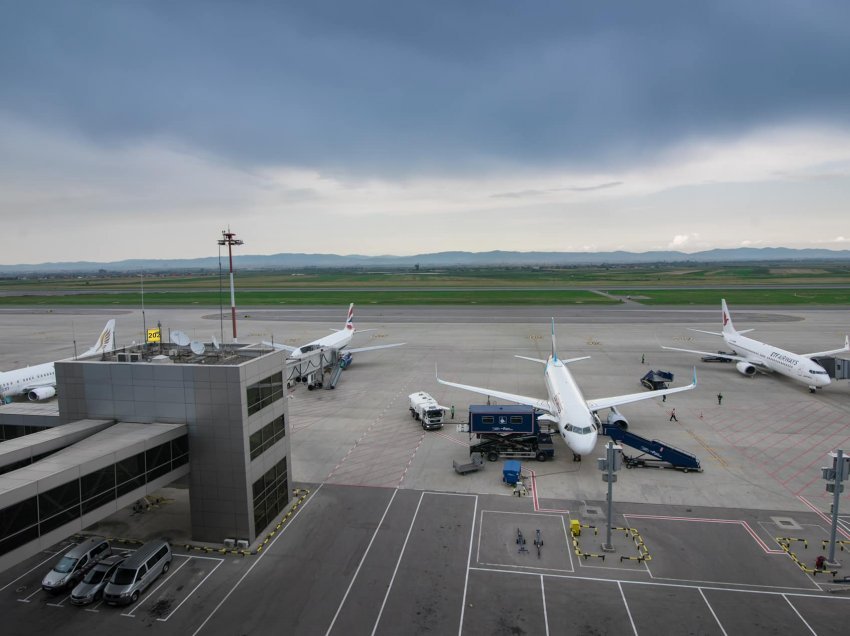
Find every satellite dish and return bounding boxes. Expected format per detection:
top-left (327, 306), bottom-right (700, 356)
top-left (212, 335), bottom-right (220, 350)
top-left (190, 340), bottom-right (205, 355)
top-left (170, 330), bottom-right (191, 347)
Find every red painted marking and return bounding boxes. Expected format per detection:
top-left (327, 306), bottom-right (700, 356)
top-left (624, 513), bottom-right (785, 554)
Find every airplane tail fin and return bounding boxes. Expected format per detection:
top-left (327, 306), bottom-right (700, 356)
top-left (551, 318), bottom-right (558, 362)
top-left (721, 299), bottom-right (737, 336)
top-left (345, 303), bottom-right (355, 332)
top-left (79, 319), bottom-right (116, 358)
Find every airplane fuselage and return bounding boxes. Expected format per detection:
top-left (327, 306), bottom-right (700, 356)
top-left (725, 332), bottom-right (831, 389)
top-left (290, 327), bottom-right (354, 359)
top-left (0, 362), bottom-right (56, 400)
top-left (543, 356), bottom-right (598, 456)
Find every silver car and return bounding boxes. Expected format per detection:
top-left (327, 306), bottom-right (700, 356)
top-left (42, 538), bottom-right (111, 592)
top-left (70, 554), bottom-right (126, 606)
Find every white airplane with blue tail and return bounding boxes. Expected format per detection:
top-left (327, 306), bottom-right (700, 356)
top-left (437, 319), bottom-right (697, 458)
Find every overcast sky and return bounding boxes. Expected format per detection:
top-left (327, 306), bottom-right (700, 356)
top-left (1, 1), bottom-right (849, 264)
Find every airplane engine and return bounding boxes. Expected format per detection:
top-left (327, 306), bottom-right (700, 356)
top-left (28, 386), bottom-right (56, 401)
top-left (339, 352), bottom-right (353, 369)
top-left (735, 361), bottom-right (757, 376)
top-left (606, 407), bottom-right (629, 430)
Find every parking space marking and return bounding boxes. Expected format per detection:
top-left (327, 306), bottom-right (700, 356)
top-left (698, 588), bottom-right (728, 636)
top-left (18, 586), bottom-right (43, 602)
top-left (46, 591), bottom-right (71, 607)
top-left (1, 550), bottom-right (61, 592)
top-left (325, 489), bottom-right (399, 636)
top-left (458, 494), bottom-right (478, 636)
top-left (617, 581), bottom-right (638, 636)
top-left (783, 594), bottom-right (817, 636)
top-left (475, 510), bottom-right (575, 574)
top-left (625, 513), bottom-right (786, 554)
top-left (191, 483), bottom-right (324, 636)
top-left (121, 554), bottom-right (194, 617)
top-left (540, 575), bottom-right (549, 636)
top-left (156, 558), bottom-right (223, 622)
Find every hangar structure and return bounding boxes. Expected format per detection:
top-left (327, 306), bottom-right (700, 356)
top-left (0, 342), bottom-right (290, 572)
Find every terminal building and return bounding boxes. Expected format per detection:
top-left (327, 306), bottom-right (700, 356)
top-left (0, 341), bottom-right (290, 572)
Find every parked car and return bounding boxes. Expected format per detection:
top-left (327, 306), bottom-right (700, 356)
top-left (70, 554), bottom-right (127, 605)
top-left (103, 540), bottom-right (172, 605)
top-left (42, 537), bottom-right (112, 592)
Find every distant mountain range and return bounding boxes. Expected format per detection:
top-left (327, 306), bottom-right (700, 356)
top-left (2, 247), bottom-right (850, 274)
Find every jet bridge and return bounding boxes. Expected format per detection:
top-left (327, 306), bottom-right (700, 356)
top-left (602, 425), bottom-right (702, 472)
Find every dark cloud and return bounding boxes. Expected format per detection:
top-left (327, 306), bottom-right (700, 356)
top-left (1, 1), bottom-right (849, 178)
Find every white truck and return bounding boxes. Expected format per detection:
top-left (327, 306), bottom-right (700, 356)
top-left (408, 392), bottom-right (448, 430)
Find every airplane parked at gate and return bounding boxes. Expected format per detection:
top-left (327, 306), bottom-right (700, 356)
top-left (662, 299), bottom-right (849, 393)
top-left (0, 320), bottom-right (117, 402)
top-left (437, 319), bottom-right (697, 458)
top-left (264, 304), bottom-right (405, 383)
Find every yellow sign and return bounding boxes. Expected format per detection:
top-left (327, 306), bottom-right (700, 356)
top-left (146, 328), bottom-right (161, 343)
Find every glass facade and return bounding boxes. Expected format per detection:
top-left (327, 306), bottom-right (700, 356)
top-left (0, 434), bottom-right (189, 559)
top-left (246, 372), bottom-right (284, 416)
top-left (0, 424), bottom-right (49, 441)
top-left (249, 415), bottom-right (286, 460)
top-left (252, 457), bottom-right (289, 534)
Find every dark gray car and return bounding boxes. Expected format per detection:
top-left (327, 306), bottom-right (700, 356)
top-left (70, 554), bottom-right (126, 606)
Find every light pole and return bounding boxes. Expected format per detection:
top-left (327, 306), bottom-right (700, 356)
top-left (218, 228), bottom-right (243, 342)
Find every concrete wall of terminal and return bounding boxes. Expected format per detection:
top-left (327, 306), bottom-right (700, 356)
top-left (55, 350), bottom-right (291, 544)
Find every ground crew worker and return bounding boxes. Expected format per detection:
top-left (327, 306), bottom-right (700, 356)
top-left (669, 408), bottom-right (678, 422)
top-left (717, 393), bottom-right (723, 405)
top-left (641, 354), bottom-right (645, 364)
top-left (450, 404), bottom-right (455, 419)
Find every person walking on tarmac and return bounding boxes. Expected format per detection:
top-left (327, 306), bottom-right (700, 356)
top-left (717, 392), bottom-right (723, 405)
top-left (669, 408), bottom-right (678, 422)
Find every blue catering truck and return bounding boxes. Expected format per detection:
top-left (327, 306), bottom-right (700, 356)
top-left (466, 405), bottom-right (554, 462)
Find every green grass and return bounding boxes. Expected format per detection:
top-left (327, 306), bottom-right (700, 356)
top-left (607, 289), bottom-right (850, 305)
top-left (0, 289), bottom-right (617, 306)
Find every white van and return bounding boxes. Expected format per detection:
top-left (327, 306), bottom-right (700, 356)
top-left (102, 540), bottom-right (172, 605)
top-left (42, 537), bottom-right (111, 592)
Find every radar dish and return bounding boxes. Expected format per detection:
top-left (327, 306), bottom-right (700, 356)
top-left (212, 335), bottom-right (220, 350)
top-left (170, 330), bottom-right (191, 347)
top-left (190, 340), bottom-right (205, 355)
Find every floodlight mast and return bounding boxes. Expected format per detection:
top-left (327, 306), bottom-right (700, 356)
top-left (217, 228), bottom-right (243, 342)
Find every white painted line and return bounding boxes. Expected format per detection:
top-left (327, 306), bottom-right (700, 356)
top-left (783, 594), bottom-right (817, 635)
top-left (157, 559), bottom-right (223, 622)
top-left (540, 575), bottom-right (549, 636)
top-left (457, 495), bottom-right (478, 636)
top-left (20, 586), bottom-right (44, 602)
top-left (123, 555), bottom-right (192, 617)
top-left (617, 581), bottom-right (638, 636)
top-left (698, 588), bottom-right (728, 636)
top-left (46, 592), bottom-right (70, 607)
top-left (1, 550), bottom-right (61, 592)
top-left (325, 488), bottom-right (399, 636)
top-left (371, 492), bottom-right (425, 636)
top-left (191, 483), bottom-right (323, 636)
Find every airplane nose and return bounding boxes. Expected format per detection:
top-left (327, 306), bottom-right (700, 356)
top-left (574, 433), bottom-right (598, 456)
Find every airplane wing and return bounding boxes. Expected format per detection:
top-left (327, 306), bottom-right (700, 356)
top-left (436, 371), bottom-right (552, 413)
top-left (587, 368), bottom-right (698, 412)
top-left (345, 342), bottom-right (406, 354)
top-left (661, 345), bottom-right (754, 364)
top-left (262, 341), bottom-right (299, 353)
top-left (803, 335), bottom-right (849, 359)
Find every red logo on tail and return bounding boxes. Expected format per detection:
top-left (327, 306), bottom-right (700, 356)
top-left (723, 312), bottom-right (729, 326)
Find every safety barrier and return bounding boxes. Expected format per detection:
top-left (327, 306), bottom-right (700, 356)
top-left (569, 523), bottom-right (606, 561)
top-left (821, 539), bottom-right (849, 552)
top-left (181, 488), bottom-right (311, 557)
top-left (612, 526), bottom-right (652, 563)
top-left (776, 537), bottom-right (837, 577)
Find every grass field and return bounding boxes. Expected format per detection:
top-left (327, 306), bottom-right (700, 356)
top-left (607, 289), bottom-right (850, 305)
top-left (2, 264), bottom-right (849, 305)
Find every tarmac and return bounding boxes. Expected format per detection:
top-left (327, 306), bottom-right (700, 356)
top-left (1, 305), bottom-right (850, 635)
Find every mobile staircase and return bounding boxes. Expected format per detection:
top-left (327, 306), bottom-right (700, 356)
top-left (602, 425), bottom-right (702, 472)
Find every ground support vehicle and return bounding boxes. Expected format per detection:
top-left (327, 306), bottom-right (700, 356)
top-left (602, 425), bottom-right (702, 472)
top-left (640, 369), bottom-right (674, 390)
top-left (409, 392), bottom-right (447, 430)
